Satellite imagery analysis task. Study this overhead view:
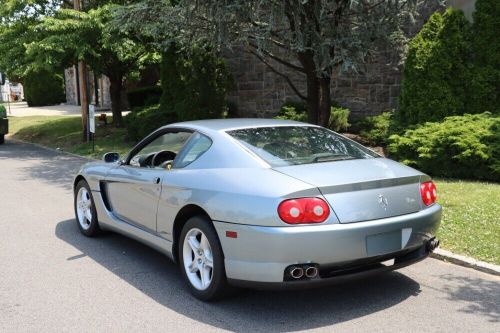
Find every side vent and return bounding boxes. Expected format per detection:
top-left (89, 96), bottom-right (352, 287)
top-left (99, 181), bottom-right (113, 211)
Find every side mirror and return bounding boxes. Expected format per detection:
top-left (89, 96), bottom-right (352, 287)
top-left (103, 152), bottom-right (120, 163)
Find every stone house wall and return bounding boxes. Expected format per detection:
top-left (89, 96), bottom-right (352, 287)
top-left (64, 67), bottom-right (111, 109)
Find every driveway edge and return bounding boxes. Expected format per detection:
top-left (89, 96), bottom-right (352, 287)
top-left (7, 137), bottom-right (97, 161)
top-left (431, 248), bottom-right (500, 276)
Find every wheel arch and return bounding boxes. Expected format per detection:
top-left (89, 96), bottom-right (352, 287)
top-left (73, 175), bottom-right (86, 191)
top-left (172, 204), bottom-right (212, 263)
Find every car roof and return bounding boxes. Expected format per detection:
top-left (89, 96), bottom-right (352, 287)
top-left (162, 118), bottom-right (314, 132)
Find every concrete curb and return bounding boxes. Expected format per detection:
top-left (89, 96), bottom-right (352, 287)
top-left (431, 248), bottom-right (500, 276)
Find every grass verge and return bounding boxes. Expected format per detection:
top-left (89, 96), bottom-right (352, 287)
top-left (7, 116), bottom-right (499, 265)
top-left (8, 116), bottom-right (133, 159)
top-left (435, 179), bottom-right (499, 265)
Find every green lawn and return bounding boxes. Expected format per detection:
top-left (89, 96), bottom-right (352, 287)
top-left (7, 116), bottom-right (500, 265)
top-left (8, 116), bottom-right (132, 159)
top-left (435, 179), bottom-right (499, 265)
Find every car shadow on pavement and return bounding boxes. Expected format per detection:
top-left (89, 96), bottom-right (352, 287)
top-left (56, 219), bottom-right (423, 332)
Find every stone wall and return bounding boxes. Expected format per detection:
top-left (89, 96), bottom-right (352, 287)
top-left (64, 67), bottom-right (79, 105)
top-left (64, 67), bottom-right (111, 109)
top-left (226, 2), bottom-right (445, 118)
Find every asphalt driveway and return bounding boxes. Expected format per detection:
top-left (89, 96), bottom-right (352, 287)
top-left (0, 140), bottom-right (498, 332)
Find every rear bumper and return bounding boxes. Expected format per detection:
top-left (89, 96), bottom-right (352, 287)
top-left (228, 244), bottom-right (431, 289)
top-left (213, 204), bottom-right (441, 284)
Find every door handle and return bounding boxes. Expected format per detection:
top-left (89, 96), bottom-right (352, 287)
top-left (153, 177), bottom-right (161, 184)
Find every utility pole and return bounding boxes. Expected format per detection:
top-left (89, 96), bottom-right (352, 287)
top-left (74, 0), bottom-right (90, 142)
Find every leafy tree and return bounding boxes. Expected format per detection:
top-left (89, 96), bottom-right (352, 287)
top-left (115, 0), bottom-right (422, 126)
top-left (25, 5), bottom-right (151, 126)
top-left (468, 0), bottom-right (500, 114)
top-left (0, 1), bottom-right (150, 127)
top-left (24, 69), bottom-right (66, 106)
top-left (398, 9), bottom-right (471, 125)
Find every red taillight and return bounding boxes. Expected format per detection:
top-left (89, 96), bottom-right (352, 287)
top-left (420, 181), bottom-right (437, 206)
top-left (278, 198), bottom-right (330, 224)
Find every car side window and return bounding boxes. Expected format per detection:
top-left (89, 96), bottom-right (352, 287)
top-left (129, 131), bottom-right (193, 168)
top-left (174, 132), bottom-right (212, 168)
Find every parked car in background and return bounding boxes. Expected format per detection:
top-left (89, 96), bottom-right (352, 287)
top-left (73, 119), bottom-right (441, 301)
top-left (0, 105), bottom-right (8, 144)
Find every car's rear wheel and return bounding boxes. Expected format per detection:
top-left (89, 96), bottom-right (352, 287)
top-left (0, 134), bottom-right (4, 144)
top-left (74, 180), bottom-right (100, 237)
top-left (179, 216), bottom-right (229, 301)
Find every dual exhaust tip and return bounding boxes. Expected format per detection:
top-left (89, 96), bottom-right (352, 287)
top-left (427, 238), bottom-right (440, 252)
top-left (288, 265), bottom-right (318, 280)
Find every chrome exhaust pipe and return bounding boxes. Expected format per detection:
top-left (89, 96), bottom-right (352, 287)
top-left (305, 266), bottom-right (318, 278)
top-left (427, 238), bottom-right (440, 252)
top-left (290, 266), bottom-right (304, 279)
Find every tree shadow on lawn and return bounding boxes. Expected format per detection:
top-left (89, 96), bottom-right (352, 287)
top-left (56, 219), bottom-right (423, 332)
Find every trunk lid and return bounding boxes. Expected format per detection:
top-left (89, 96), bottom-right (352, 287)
top-left (274, 158), bottom-right (424, 223)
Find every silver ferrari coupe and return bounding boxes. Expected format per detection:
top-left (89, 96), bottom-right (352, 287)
top-left (73, 119), bottom-right (441, 300)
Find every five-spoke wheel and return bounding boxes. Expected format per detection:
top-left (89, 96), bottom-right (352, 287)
top-left (74, 180), bottom-right (100, 236)
top-left (179, 216), bottom-right (229, 301)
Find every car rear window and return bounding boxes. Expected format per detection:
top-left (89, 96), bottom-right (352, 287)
top-left (227, 126), bottom-right (379, 167)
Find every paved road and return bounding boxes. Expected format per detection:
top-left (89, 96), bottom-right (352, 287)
top-left (0, 140), bottom-right (499, 333)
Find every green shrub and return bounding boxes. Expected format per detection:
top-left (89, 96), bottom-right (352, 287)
top-left (274, 102), bottom-right (308, 122)
top-left (388, 113), bottom-right (500, 181)
top-left (125, 104), bottom-right (177, 141)
top-left (398, 9), bottom-right (471, 125)
top-left (468, 0), bottom-right (500, 114)
top-left (23, 70), bottom-right (66, 107)
top-left (127, 86), bottom-right (162, 109)
top-left (0, 104), bottom-right (6, 118)
top-left (329, 107), bottom-right (350, 132)
top-left (357, 112), bottom-right (394, 146)
top-left (159, 44), bottom-right (232, 121)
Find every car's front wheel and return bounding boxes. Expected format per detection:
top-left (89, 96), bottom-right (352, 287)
top-left (179, 216), bottom-right (229, 301)
top-left (74, 180), bottom-right (100, 237)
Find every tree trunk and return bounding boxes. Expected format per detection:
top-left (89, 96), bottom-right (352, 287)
top-left (109, 75), bottom-right (123, 127)
top-left (305, 71), bottom-right (319, 124)
top-left (299, 51), bottom-right (332, 126)
top-left (318, 76), bottom-right (331, 127)
top-left (304, 73), bottom-right (332, 126)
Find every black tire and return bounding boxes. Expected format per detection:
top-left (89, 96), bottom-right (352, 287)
top-left (74, 180), bottom-right (100, 237)
top-left (179, 216), bottom-right (230, 301)
top-left (0, 134), bottom-right (4, 144)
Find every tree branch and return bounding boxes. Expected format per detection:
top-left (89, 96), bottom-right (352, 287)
top-left (248, 42), bottom-right (305, 73)
top-left (249, 49), bottom-right (308, 101)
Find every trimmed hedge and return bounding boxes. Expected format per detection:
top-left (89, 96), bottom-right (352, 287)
top-left (388, 113), bottom-right (500, 181)
top-left (357, 112), bottom-right (394, 146)
top-left (24, 70), bottom-right (66, 107)
top-left (398, 9), bottom-right (470, 125)
top-left (468, 0), bottom-right (500, 114)
top-left (274, 102), bottom-right (308, 122)
top-left (125, 46), bottom-right (232, 141)
top-left (127, 86), bottom-right (162, 109)
top-left (125, 104), bottom-right (176, 141)
top-left (274, 102), bottom-right (350, 132)
top-left (159, 44), bottom-right (232, 121)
